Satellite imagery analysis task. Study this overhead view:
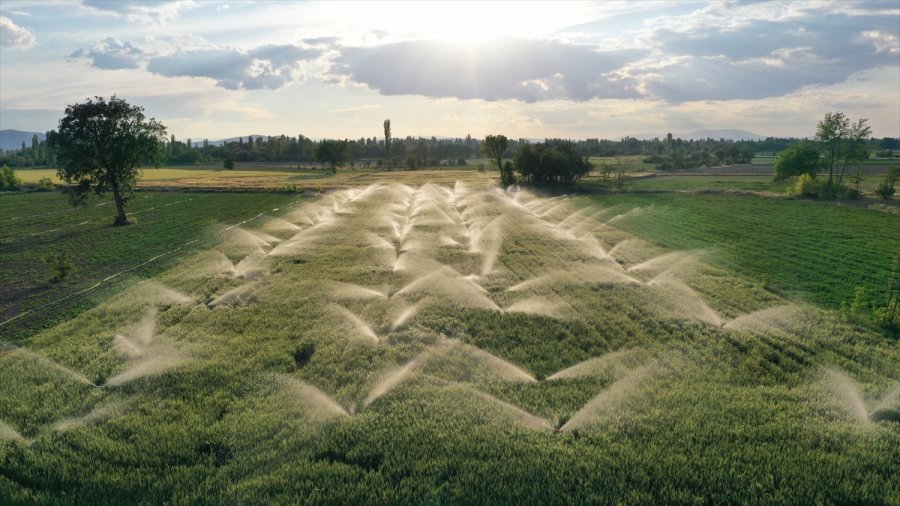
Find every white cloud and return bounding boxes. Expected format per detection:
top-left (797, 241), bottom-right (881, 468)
top-left (860, 30), bottom-right (900, 54)
top-left (329, 104), bottom-right (382, 116)
top-left (80, 0), bottom-right (191, 23)
top-left (146, 44), bottom-right (322, 90)
top-left (69, 34), bottom-right (323, 90)
top-left (628, 7), bottom-right (900, 103)
top-left (2, 0), bottom-right (898, 139)
top-left (0, 16), bottom-right (36, 48)
top-left (70, 37), bottom-right (144, 69)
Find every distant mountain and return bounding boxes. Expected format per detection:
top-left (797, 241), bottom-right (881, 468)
top-left (0, 130), bottom-right (46, 151)
top-left (683, 129), bottom-right (767, 141)
top-left (629, 129), bottom-right (766, 141)
top-left (207, 134), bottom-right (271, 147)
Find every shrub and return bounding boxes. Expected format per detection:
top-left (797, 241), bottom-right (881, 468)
top-left (223, 158), bottom-right (235, 170)
top-left (838, 186), bottom-right (860, 200)
top-left (614, 164), bottom-right (627, 190)
top-left (500, 160), bottom-right (516, 186)
top-left (0, 164), bottom-right (20, 190)
top-left (43, 252), bottom-right (75, 283)
top-left (874, 166), bottom-right (897, 199)
top-left (875, 182), bottom-right (896, 199)
top-left (841, 286), bottom-right (870, 321)
top-left (293, 342), bottom-right (316, 368)
top-left (794, 173), bottom-right (820, 197)
top-left (36, 177), bottom-right (55, 191)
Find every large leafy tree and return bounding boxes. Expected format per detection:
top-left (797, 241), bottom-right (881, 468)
top-left (815, 111), bottom-right (871, 186)
top-left (482, 134), bottom-right (514, 186)
top-left (49, 96), bottom-right (167, 225)
top-left (773, 142), bottom-right (820, 182)
top-left (514, 139), bottom-right (591, 186)
top-left (315, 140), bottom-right (351, 174)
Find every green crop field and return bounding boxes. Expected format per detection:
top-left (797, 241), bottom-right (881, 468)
top-left (1, 183), bottom-right (898, 504)
top-left (0, 191), bottom-right (305, 341)
top-left (604, 174), bottom-right (795, 193)
top-left (576, 192), bottom-right (900, 309)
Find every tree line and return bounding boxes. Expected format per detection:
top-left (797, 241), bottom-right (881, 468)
top-left (7, 96), bottom-right (898, 226)
top-left (6, 126), bottom-right (898, 171)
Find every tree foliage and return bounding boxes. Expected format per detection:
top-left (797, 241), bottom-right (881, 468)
top-left (482, 135), bottom-right (513, 186)
top-left (815, 112), bottom-right (871, 186)
top-left (874, 166), bottom-right (897, 200)
top-left (876, 254), bottom-right (899, 329)
top-left (0, 164), bottom-right (20, 191)
top-left (794, 173), bottom-right (820, 197)
top-left (48, 96), bottom-right (167, 225)
top-left (315, 140), bottom-right (351, 174)
top-left (773, 142), bottom-right (820, 182)
top-left (383, 119), bottom-right (392, 169)
top-left (514, 140), bottom-right (592, 186)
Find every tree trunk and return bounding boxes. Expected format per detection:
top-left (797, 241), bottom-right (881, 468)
top-left (331, 162), bottom-right (336, 175)
top-left (112, 184), bottom-right (129, 226)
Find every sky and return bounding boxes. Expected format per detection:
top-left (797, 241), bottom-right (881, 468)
top-left (1, 0), bottom-right (898, 141)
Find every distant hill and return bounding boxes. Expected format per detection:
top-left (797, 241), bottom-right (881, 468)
top-left (207, 134), bottom-right (271, 147)
top-left (0, 130), bottom-right (45, 151)
top-left (629, 129), bottom-right (766, 141)
top-left (683, 129), bottom-right (767, 141)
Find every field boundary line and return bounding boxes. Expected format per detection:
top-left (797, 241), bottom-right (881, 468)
top-left (0, 209), bottom-right (268, 329)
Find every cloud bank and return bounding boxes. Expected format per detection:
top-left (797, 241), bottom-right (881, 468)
top-left (147, 44), bottom-right (321, 90)
top-left (70, 39), bottom-right (323, 90)
top-left (327, 10), bottom-right (899, 104)
top-left (332, 39), bottom-right (645, 103)
top-left (65, 3), bottom-right (900, 105)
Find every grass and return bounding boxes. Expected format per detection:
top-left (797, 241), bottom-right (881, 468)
top-left (603, 174), bottom-right (793, 193)
top-left (581, 170), bottom-right (898, 199)
top-left (0, 191), bottom-right (305, 341)
top-left (1, 182), bottom-right (898, 504)
top-left (752, 154), bottom-right (900, 167)
top-left (576, 192), bottom-right (900, 310)
top-left (588, 155), bottom-right (657, 171)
